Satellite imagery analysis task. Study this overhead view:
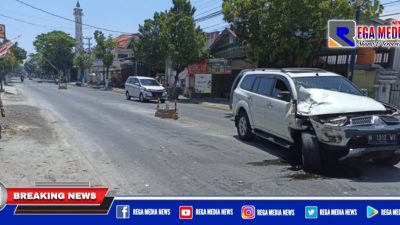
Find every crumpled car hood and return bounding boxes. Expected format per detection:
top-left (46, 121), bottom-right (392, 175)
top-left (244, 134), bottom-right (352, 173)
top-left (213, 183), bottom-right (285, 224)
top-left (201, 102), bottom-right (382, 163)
top-left (297, 87), bottom-right (386, 116)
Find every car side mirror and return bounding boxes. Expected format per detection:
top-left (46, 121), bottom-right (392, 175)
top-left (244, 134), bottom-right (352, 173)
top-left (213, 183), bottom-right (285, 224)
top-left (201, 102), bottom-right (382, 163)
top-left (277, 91), bottom-right (291, 102)
top-left (360, 88), bottom-right (368, 96)
top-left (134, 82), bottom-right (140, 86)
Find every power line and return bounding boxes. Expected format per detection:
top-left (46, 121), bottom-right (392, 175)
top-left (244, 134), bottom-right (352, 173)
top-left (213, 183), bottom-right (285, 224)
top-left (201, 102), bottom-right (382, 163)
top-left (195, 1), bottom-right (221, 12)
top-left (195, 0), bottom-right (220, 10)
top-left (382, 0), bottom-right (400, 6)
top-left (195, 11), bottom-right (223, 22)
top-left (195, 6), bottom-right (222, 17)
top-left (0, 13), bottom-right (75, 31)
top-left (383, 6), bottom-right (400, 13)
top-left (201, 22), bottom-right (229, 30)
top-left (380, 11), bottom-right (400, 17)
top-left (14, 0), bottom-right (132, 34)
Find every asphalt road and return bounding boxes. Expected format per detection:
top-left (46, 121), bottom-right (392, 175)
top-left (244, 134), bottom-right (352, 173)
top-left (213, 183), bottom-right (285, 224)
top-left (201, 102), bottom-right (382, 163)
top-left (19, 80), bottom-right (400, 195)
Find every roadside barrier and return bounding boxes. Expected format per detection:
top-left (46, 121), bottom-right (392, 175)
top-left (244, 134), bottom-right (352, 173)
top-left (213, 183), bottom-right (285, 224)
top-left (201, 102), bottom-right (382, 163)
top-left (155, 98), bottom-right (178, 120)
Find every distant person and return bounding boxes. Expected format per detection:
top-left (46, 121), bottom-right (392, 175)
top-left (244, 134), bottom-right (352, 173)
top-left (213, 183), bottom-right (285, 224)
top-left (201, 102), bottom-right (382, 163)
top-left (20, 75), bottom-right (24, 83)
top-left (0, 95), bottom-right (3, 139)
top-left (0, 94), bottom-right (4, 117)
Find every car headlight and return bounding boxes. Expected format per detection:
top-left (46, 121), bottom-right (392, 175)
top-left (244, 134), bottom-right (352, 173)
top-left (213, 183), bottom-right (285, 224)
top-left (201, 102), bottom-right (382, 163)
top-left (321, 116), bottom-right (348, 126)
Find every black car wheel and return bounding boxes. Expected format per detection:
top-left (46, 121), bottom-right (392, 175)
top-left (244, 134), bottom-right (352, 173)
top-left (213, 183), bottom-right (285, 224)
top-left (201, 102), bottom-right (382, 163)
top-left (373, 155), bottom-right (400, 167)
top-left (125, 91), bottom-right (131, 100)
top-left (139, 93), bottom-right (145, 102)
top-left (237, 111), bottom-right (254, 141)
top-left (301, 132), bottom-right (322, 172)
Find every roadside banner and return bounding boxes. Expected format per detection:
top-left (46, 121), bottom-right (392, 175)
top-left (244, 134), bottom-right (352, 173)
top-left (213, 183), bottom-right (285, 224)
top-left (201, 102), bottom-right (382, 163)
top-left (0, 24), bottom-right (5, 39)
top-left (195, 74), bottom-right (212, 93)
top-left (0, 35), bottom-right (21, 59)
top-left (0, 41), bottom-right (13, 58)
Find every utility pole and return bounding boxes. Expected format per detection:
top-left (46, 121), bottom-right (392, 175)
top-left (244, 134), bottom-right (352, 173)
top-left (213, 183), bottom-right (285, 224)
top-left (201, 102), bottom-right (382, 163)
top-left (84, 37), bottom-right (92, 53)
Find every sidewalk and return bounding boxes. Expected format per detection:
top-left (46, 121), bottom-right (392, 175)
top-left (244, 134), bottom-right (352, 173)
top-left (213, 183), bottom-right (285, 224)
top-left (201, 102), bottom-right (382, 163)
top-left (0, 84), bottom-right (103, 187)
top-left (90, 86), bottom-right (231, 111)
top-left (178, 95), bottom-right (230, 111)
top-left (2, 85), bottom-right (18, 95)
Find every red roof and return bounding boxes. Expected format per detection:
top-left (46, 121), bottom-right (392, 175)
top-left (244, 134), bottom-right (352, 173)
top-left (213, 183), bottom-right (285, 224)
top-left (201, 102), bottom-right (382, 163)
top-left (113, 34), bottom-right (139, 49)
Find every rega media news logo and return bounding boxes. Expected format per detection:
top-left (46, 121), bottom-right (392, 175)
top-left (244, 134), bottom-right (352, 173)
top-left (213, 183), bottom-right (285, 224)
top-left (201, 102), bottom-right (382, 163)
top-left (328, 20), bottom-right (356, 48)
top-left (328, 19), bottom-right (400, 48)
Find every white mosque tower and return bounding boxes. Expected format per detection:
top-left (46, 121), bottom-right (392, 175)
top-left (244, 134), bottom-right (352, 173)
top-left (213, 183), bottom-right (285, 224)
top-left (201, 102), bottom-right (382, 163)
top-left (73, 1), bottom-right (84, 54)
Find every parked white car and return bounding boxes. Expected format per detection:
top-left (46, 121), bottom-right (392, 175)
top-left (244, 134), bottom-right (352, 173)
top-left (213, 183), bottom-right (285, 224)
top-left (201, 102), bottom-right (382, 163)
top-left (231, 68), bottom-right (400, 171)
top-left (125, 76), bottom-right (167, 103)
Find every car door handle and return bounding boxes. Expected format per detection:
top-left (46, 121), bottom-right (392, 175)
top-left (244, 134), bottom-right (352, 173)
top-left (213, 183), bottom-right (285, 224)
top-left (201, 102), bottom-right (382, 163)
top-left (267, 102), bottom-right (273, 109)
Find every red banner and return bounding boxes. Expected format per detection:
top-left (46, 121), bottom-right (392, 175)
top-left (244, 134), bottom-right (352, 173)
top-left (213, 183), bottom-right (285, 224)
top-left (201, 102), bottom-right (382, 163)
top-left (6, 187), bottom-right (108, 205)
top-left (187, 60), bottom-right (208, 75)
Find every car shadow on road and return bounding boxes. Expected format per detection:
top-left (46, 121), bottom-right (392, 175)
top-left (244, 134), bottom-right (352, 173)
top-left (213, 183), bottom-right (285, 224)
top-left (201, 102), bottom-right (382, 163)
top-left (238, 136), bottom-right (400, 183)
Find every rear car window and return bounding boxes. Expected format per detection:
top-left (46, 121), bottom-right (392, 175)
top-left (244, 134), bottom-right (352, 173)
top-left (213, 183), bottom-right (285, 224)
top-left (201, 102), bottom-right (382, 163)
top-left (240, 75), bottom-right (256, 91)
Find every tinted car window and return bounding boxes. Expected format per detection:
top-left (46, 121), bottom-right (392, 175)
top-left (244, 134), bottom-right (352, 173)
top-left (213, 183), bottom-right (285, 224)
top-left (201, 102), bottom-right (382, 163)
top-left (240, 75), bottom-right (256, 91)
top-left (256, 77), bottom-right (274, 96)
top-left (132, 78), bottom-right (139, 84)
top-left (251, 78), bottom-right (261, 93)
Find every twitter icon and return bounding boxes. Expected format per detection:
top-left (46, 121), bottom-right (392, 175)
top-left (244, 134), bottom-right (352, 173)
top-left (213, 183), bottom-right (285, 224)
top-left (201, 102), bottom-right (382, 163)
top-left (305, 206), bottom-right (318, 219)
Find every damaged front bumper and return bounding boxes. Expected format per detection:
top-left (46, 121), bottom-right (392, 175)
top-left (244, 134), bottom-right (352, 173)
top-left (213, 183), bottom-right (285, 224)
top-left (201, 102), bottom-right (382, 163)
top-left (310, 115), bottom-right (400, 160)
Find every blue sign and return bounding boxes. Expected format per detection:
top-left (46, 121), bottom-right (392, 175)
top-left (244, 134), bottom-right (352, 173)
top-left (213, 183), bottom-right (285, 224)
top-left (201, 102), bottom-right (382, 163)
top-left (1, 197), bottom-right (400, 224)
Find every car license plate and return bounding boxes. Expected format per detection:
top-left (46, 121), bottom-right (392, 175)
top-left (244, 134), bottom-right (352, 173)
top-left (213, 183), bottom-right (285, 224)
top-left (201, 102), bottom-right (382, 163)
top-left (368, 134), bottom-right (397, 145)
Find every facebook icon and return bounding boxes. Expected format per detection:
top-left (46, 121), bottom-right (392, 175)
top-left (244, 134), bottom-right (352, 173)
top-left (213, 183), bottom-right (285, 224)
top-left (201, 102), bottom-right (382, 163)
top-left (116, 205), bottom-right (130, 219)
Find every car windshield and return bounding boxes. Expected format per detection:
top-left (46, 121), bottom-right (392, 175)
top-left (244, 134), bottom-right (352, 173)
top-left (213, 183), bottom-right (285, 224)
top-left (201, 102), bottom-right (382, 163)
top-left (293, 76), bottom-right (363, 96)
top-left (140, 79), bottom-right (160, 86)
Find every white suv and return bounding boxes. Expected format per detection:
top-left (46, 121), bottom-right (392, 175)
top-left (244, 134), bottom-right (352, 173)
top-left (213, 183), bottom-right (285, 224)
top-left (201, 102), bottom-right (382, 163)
top-left (232, 68), bottom-right (400, 171)
top-left (125, 76), bottom-right (167, 103)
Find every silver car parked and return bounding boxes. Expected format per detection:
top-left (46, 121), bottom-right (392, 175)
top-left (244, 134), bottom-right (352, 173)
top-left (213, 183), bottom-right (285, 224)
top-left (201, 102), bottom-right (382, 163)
top-left (125, 76), bottom-right (167, 103)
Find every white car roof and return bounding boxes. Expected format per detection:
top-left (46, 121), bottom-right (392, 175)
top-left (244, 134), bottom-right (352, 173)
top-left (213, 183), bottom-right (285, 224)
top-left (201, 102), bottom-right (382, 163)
top-left (243, 69), bottom-right (341, 78)
top-left (129, 76), bottom-right (156, 80)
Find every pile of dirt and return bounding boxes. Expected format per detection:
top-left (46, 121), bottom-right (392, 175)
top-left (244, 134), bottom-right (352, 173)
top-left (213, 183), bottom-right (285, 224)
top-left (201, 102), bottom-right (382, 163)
top-left (1, 105), bottom-right (53, 143)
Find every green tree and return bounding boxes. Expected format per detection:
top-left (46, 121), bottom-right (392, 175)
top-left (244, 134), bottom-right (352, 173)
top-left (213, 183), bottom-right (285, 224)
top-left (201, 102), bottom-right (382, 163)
top-left (222, 0), bottom-right (383, 67)
top-left (94, 30), bottom-right (117, 89)
top-left (33, 31), bottom-right (75, 80)
top-left (73, 49), bottom-right (94, 82)
top-left (161, 0), bottom-right (207, 87)
top-left (24, 53), bottom-right (42, 77)
top-left (135, 12), bottom-right (167, 75)
top-left (0, 40), bottom-right (27, 89)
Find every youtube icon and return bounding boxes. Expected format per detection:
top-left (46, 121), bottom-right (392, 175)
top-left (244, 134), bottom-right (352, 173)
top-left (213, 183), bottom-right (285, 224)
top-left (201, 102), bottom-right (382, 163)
top-left (179, 206), bottom-right (193, 220)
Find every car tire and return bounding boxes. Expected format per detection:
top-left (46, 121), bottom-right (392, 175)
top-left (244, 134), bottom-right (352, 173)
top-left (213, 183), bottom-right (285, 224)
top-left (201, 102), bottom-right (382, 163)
top-left (125, 91), bottom-right (131, 100)
top-left (301, 132), bottom-right (322, 172)
top-left (373, 155), bottom-right (400, 167)
top-left (237, 111), bottom-right (254, 141)
top-left (139, 93), bottom-right (145, 102)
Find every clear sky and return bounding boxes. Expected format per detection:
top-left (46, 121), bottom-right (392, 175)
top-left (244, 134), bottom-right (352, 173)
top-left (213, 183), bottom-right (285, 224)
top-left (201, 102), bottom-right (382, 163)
top-left (0, 0), bottom-right (226, 54)
top-left (0, 0), bottom-right (398, 54)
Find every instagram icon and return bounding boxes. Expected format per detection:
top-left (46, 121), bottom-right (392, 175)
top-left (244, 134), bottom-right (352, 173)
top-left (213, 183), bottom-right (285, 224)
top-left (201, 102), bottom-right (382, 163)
top-left (241, 205), bottom-right (256, 219)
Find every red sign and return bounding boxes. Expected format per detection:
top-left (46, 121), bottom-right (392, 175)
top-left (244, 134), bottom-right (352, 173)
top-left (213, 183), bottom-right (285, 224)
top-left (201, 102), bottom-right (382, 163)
top-left (179, 206), bottom-right (193, 219)
top-left (187, 61), bottom-right (208, 75)
top-left (6, 187), bottom-right (108, 205)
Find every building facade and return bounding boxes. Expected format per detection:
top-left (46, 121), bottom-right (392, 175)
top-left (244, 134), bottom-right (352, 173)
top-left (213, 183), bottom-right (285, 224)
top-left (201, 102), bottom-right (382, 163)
top-left (91, 34), bottom-right (147, 87)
